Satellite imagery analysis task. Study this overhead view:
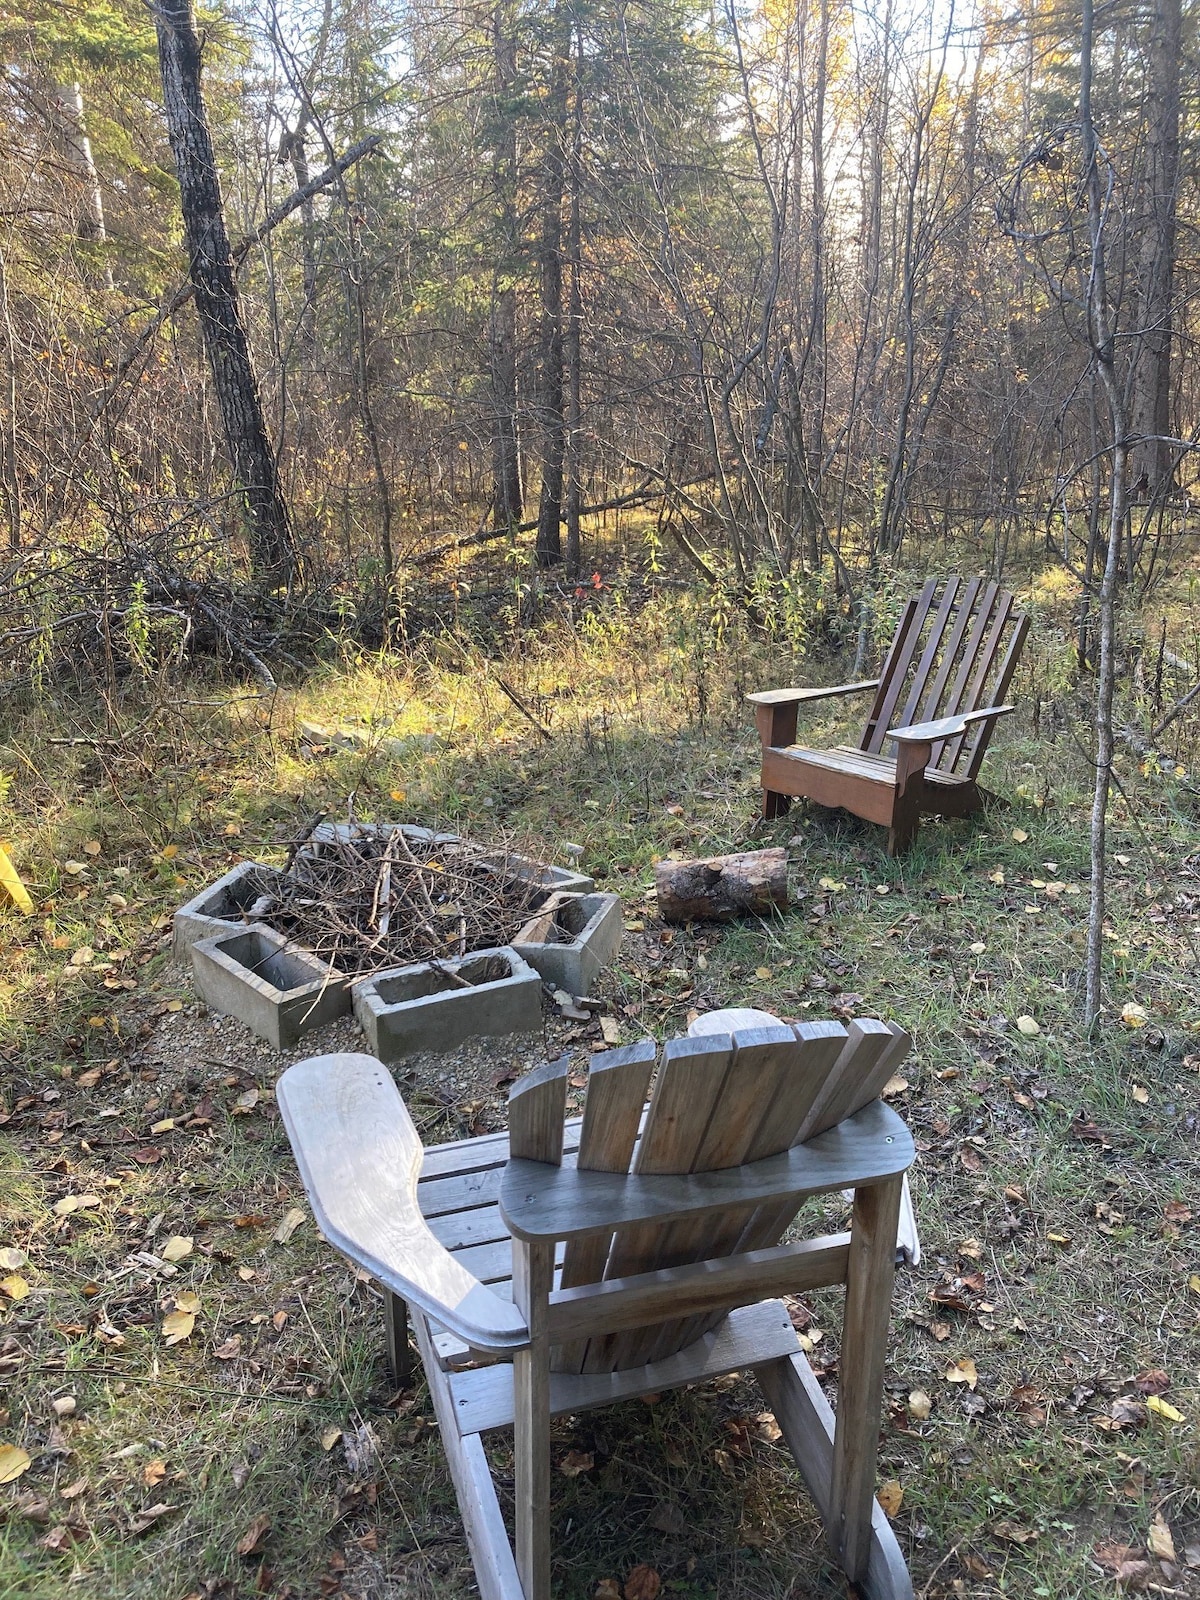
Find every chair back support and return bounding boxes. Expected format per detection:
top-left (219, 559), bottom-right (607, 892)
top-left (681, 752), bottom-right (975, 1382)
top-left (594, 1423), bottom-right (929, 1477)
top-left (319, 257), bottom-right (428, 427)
top-left (859, 577), bottom-right (1029, 779)
top-left (515, 1019), bottom-right (908, 1375)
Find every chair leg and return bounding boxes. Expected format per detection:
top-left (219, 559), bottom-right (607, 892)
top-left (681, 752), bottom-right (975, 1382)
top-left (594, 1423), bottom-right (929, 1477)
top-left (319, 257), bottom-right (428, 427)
top-left (830, 1174), bottom-right (904, 1584)
top-left (886, 815), bottom-right (918, 856)
top-left (762, 788), bottom-right (792, 820)
top-left (384, 1289), bottom-right (412, 1387)
top-left (512, 1240), bottom-right (555, 1600)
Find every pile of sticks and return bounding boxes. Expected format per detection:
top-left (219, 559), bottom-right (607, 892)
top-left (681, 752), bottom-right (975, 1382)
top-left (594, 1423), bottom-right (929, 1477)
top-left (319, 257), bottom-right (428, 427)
top-left (259, 825), bottom-right (545, 977)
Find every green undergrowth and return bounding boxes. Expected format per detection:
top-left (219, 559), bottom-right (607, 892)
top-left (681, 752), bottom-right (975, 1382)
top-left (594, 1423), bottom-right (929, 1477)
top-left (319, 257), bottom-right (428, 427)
top-left (0, 568), bottom-right (1198, 1599)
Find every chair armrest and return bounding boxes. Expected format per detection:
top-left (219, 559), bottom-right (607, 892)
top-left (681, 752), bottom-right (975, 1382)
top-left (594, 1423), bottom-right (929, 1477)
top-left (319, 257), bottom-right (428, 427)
top-left (277, 1053), bottom-right (528, 1355)
top-left (500, 1099), bottom-right (913, 1243)
top-left (746, 680), bottom-right (880, 708)
top-left (888, 703), bottom-right (1015, 745)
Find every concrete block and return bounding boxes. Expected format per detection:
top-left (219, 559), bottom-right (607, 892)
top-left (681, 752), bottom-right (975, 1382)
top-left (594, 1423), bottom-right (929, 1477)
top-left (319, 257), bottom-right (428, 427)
top-left (173, 861), bottom-right (286, 963)
top-left (190, 925), bottom-right (350, 1050)
top-left (487, 849), bottom-right (594, 898)
top-left (353, 947), bottom-right (541, 1060)
top-left (512, 891), bottom-right (622, 996)
top-left (308, 821), bottom-right (461, 849)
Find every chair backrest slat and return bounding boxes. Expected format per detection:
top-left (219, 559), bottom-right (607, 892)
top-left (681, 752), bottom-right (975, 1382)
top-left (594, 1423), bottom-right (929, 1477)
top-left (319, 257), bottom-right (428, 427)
top-left (508, 1055), bottom-right (569, 1164)
top-left (855, 579), bottom-right (1027, 778)
top-left (861, 578), bottom-right (941, 754)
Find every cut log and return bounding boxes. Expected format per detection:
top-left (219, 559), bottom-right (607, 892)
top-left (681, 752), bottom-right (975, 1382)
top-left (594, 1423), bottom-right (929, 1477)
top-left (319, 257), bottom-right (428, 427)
top-left (655, 849), bottom-right (788, 924)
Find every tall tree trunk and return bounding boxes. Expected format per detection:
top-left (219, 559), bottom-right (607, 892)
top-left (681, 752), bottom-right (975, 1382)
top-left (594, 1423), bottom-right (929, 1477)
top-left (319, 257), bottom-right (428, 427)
top-left (534, 6), bottom-right (569, 569)
top-left (1080, 0), bottom-right (1129, 1027)
top-left (1129, 0), bottom-right (1180, 499)
top-left (50, 81), bottom-right (113, 289)
top-left (154, 0), bottom-right (296, 587)
top-left (563, 14), bottom-right (584, 578)
top-left (490, 3), bottom-right (523, 530)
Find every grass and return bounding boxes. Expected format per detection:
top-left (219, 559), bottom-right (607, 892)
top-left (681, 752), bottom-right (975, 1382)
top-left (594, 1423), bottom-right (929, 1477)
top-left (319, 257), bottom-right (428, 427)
top-left (1, 561), bottom-right (1199, 1599)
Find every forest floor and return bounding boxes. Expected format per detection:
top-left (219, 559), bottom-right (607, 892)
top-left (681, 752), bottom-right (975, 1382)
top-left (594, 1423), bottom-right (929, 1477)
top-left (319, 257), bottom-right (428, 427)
top-left (1, 564), bottom-right (1199, 1600)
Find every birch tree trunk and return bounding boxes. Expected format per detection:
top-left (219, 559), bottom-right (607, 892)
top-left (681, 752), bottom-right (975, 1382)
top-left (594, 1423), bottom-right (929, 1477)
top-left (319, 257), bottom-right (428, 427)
top-left (490, 2), bottom-right (523, 531)
top-left (154, 0), bottom-right (296, 587)
top-left (534, 4), bottom-right (569, 569)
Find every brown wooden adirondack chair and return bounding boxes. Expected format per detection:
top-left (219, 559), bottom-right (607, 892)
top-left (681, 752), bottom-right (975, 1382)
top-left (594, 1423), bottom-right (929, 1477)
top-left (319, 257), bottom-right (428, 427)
top-left (278, 1015), bottom-right (918, 1600)
top-left (748, 577), bottom-right (1029, 854)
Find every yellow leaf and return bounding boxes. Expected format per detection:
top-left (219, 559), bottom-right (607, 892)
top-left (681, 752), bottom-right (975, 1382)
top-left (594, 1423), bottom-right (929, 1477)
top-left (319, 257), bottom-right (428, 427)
top-left (969, 941), bottom-right (986, 954)
top-left (161, 1236), bottom-right (192, 1263)
top-left (0, 846), bottom-right (34, 915)
top-left (69, 946), bottom-right (94, 966)
top-left (1016, 1015), bottom-right (1040, 1036)
top-left (755, 967), bottom-right (772, 981)
top-left (389, 789), bottom-right (407, 803)
top-left (161, 844), bottom-right (179, 860)
top-left (162, 1310), bottom-right (194, 1345)
top-left (150, 1118), bottom-right (175, 1134)
top-left (1, 1274), bottom-right (29, 1300)
top-left (63, 860), bottom-right (86, 875)
top-left (1146, 1394), bottom-right (1184, 1423)
top-left (818, 877), bottom-right (846, 892)
top-left (1148, 1511), bottom-right (1176, 1563)
top-left (1188, 1274), bottom-right (1200, 1294)
top-left (944, 1357), bottom-right (978, 1389)
top-left (989, 869), bottom-right (1005, 885)
top-left (143, 1458), bottom-right (167, 1487)
top-left (877, 1479), bottom-right (904, 1517)
top-left (1132, 1085), bottom-right (1149, 1105)
top-left (0, 1444), bottom-right (31, 1484)
top-left (223, 823), bottom-right (241, 836)
top-left (320, 1425), bottom-right (342, 1452)
top-left (0, 1248), bottom-right (26, 1270)
top-left (165, 1000), bottom-right (183, 1013)
top-left (53, 1194), bottom-right (100, 1216)
top-left (173, 1290), bottom-right (201, 1315)
top-left (881, 1076), bottom-right (909, 1098)
top-left (1121, 1002), bottom-right (1148, 1028)
top-left (908, 1390), bottom-right (932, 1420)
top-left (1046, 1231), bottom-right (1072, 1244)
top-left (874, 883), bottom-right (890, 896)
top-left (1011, 828), bottom-right (1029, 843)
top-left (83, 840), bottom-right (102, 856)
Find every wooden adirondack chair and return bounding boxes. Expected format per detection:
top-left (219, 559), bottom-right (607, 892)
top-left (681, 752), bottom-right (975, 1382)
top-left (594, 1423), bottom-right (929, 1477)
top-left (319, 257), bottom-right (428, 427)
top-left (278, 1015), bottom-right (918, 1600)
top-left (748, 577), bottom-right (1030, 854)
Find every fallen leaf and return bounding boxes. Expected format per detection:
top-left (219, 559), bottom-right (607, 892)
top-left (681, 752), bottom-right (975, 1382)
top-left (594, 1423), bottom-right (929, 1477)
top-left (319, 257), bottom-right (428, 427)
top-left (162, 1310), bottom-right (194, 1345)
top-left (1114, 1560), bottom-right (1153, 1590)
top-left (1132, 1084), bottom-right (1150, 1104)
top-left (558, 1449), bottom-right (594, 1477)
top-left (594, 1583), bottom-right (622, 1600)
top-left (908, 1390), bottom-right (932, 1420)
top-left (0, 1444), bottom-right (31, 1484)
top-left (1148, 1511), bottom-right (1177, 1563)
top-left (624, 1565), bottom-right (662, 1600)
top-left (817, 877), bottom-right (846, 892)
top-left (969, 940), bottom-right (986, 954)
top-left (1016, 1015), bottom-right (1040, 1036)
top-left (272, 1207), bottom-right (306, 1244)
top-left (755, 967), bottom-right (772, 981)
top-left (53, 1194), bottom-right (101, 1216)
top-left (1163, 1200), bottom-right (1192, 1225)
top-left (83, 840), bottom-right (101, 856)
top-left (236, 1512), bottom-right (271, 1557)
top-left (1146, 1394), bottom-right (1184, 1423)
top-left (213, 1336), bottom-right (243, 1360)
top-left (51, 1396), bottom-right (76, 1417)
top-left (60, 1477), bottom-right (88, 1499)
top-left (341, 1423), bottom-right (378, 1475)
top-left (945, 1357), bottom-right (979, 1390)
top-left (143, 1458), bottom-right (167, 1487)
top-left (161, 1236), bottom-right (193, 1263)
top-left (882, 1075), bottom-right (909, 1098)
top-left (989, 869), bottom-right (1005, 884)
top-left (877, 1479), bottom-right (903, 1517)
top-left (1121, 1002), bottom-right (1148, 1028)
top-left (320, 1426), bottom-right (342, 1452)
top-left (173, 1290), bottom-right (201, 1315)
top-left (599, 1017), bottom-right (621, 1046)
top-left (1011, 828), bottom-right (1029, 843)
top-left (992, 1519), bottom-right (1037, 1545)
top-left (1, 1274), bottom-right (29, 1300)
top-left (0, 1248), bottom-right (27, 1270)
top-left (161, 845), bottom-right (179, 861)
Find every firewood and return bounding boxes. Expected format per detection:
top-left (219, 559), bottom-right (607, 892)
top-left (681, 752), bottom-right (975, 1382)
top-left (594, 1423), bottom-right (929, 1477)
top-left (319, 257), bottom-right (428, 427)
top-left (655, 848), bottom-right (788, 923)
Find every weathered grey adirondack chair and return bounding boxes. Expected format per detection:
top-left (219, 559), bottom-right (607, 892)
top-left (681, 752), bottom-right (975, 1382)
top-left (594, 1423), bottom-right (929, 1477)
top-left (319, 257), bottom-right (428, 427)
top-left (278, 1016), bottom-right (917, 1600)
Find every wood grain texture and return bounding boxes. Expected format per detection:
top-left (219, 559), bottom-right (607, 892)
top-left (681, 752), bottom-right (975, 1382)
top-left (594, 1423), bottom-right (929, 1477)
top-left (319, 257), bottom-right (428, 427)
top-left (508, 1054), bottom-right (570, 1164)
top-left (581, 1033), bottom-right (734, 1371)
top-left (277, 1053), bottom-right (528, 1353)
top-left (555, 1039), bottom-right (657, 1373)
top-left (889, 703), bottom-right (1014, 745)
top-left (499, 1098), bottom-right (913, 1243)
top-left (546, 1234), bottom-right (850, 1343)
top-left (830, 1174), bottom-right (905, 1585)
top-left (448, 1299), bottom-right (801, 1435)
top-left (755, 1351), bottom-right (914, 1600)
top-left (409, 1308), bottom-right (525, 1600)
top-left (746, 680), bottom-right (880, 707)
top-left (512, 1237), bottom-right (554, 1600)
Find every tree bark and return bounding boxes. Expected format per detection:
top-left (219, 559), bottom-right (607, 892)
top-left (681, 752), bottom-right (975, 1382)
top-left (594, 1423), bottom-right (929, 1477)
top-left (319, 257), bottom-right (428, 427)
top-left (563, 14), bottom-right (584, 577)
top-left (154, 0), bottom-right (296, 587)
top-left (656, 849), bottom-right (788, 924)
top-left (490, 3), bottom-right (524, 530)
top-left (1129, 0), bottom-right (1180, 500)
top-left (534, 5), bottom-right (569, 568)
